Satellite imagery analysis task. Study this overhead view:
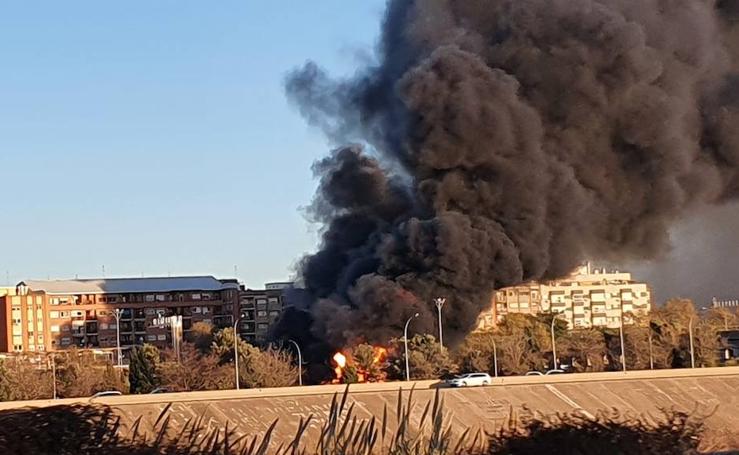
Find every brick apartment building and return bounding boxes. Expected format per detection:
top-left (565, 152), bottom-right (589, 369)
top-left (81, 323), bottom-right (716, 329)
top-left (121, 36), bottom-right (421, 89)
top-left (238, 282), bottom-right (294, 343)
top-left (0, 276), bottom-right (240, 353)
top-left (477, 264), bottom-right (652, 330)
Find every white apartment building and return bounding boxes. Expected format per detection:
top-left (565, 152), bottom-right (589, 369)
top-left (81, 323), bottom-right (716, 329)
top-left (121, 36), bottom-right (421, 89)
top-left (477, 264), bottom-right (652, 330)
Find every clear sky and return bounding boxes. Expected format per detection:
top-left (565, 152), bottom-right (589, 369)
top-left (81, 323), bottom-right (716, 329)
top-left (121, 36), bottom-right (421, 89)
top-left (0, 1), bottom-right (386, 288)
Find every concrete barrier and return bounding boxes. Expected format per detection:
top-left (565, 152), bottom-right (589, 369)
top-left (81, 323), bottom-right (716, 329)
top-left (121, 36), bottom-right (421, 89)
top-left (1, 367), bottom-right (737, 445)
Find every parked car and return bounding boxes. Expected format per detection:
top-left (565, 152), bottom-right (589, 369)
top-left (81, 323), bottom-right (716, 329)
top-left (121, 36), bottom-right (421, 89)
top-left (525, 371), bottom-right (543, 376)
top-left (90, 390), bottom-right (122, 398)
top-left (447, 373), bottom-right (492, 387)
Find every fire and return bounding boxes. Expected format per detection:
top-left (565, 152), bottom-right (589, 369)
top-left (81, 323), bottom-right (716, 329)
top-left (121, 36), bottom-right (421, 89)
top-left (333, 351), bottom-right (347, 368)
top-left (332, 351), bottom-right (347, 382)
top-left (329, 346), bottom-right (388, 384)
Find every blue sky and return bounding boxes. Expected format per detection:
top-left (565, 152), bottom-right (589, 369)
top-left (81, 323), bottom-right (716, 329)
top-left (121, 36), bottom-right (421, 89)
top-left (0, 1), bottom-right (386, 288)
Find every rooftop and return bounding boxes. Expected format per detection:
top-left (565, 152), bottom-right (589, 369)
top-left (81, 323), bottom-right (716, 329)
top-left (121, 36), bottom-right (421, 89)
top-left (17, 276), bottom-right (239, 295)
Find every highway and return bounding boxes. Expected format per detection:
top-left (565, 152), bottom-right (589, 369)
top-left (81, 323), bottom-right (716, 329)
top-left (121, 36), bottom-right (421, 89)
top-left (1, 365), bottom-right (737, 410)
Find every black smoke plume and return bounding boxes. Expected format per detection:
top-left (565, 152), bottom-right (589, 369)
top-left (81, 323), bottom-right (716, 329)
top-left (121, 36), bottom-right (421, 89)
top-left (279, 0), bottom-right (739, 351)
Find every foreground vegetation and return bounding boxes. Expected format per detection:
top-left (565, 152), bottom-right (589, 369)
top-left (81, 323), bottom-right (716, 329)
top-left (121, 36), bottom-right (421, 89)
top-left (0, 386), bottom-right (732, 454)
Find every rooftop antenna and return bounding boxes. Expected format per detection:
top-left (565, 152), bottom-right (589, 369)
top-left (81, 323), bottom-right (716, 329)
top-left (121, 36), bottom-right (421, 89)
top-left (102, 265), bottom-right (106, 278)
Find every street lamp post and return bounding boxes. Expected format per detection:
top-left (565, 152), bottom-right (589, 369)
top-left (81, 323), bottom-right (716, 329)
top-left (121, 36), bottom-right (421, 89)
top-left (551, 314), bottom-right (559, 370)
top-left (112, 308), bottom-right (123, 367)
top-left (288, 339), bottom-right (303, 386)
top-left (404, 313), bottom-right (419, 382)
top-left (619, 304), bottom-right (627, 372)
top-left (234, 315), bottom-right (242, 390)
top-left (434, 298), bottom-right (446, 352)
top-left (491, 337), bottom-right (498, 378)
top-left (689, 317), bottom-right (696, 369)
top-left (50, 354), bottom-right (57, 400)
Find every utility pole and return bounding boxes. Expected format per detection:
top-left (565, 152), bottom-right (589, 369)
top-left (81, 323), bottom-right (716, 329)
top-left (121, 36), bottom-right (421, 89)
top-left (288, 339), bottom-right (303, 386)
top-left (434, 298), bottom-right (446, 352)
top-left (491, 337), bottom-right (498, 378)
top-left (619, 303), bottom-right (627, 372)
top-left (689, 317), bottom-right (696, 369)
top-left (551, 314), bottom-right (559, 370)
top-left (234, 315), bottom-right (242, 390)
top-left (112, 308), bottom-right (123, 366)
top-left (404, 313), bottom-right (419, 381)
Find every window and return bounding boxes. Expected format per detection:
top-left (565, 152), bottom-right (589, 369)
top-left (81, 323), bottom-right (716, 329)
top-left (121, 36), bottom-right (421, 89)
top-left (100, 323), bottom-right (109, 330)
top-left (257, 310), bottom-right (267, 317)
top-left (155, 294), bottom-right (166, 302)
top-left (191, 293), bottom-right (201, 301)
top-left (145, 294), bottom-right (155, 302)
top-left (98, 310), bottom-right (108, 316)
top-left (59, 311), bottom-right (68, 318)
top-left (49, 311), bottom-right (59, 319)
top-left (146, 334), bottom-right (157, 341)
top-left (269, 310), bottom-right (280, 317)
top-left (257, 323), bottom-right (268, 330)
top-left (51, 325), bottom-right (60, 333)
top-left (157, 334), bottom-right (166, 341)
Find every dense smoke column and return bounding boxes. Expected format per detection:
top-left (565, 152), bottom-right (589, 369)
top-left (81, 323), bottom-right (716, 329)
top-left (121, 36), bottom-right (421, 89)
top-left (281, 0), bottom-right (739, 350)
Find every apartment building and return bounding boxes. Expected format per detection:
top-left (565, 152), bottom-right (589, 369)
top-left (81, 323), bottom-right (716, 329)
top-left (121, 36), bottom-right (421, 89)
top-left (0, 276), bottom-right (239, 353)
top-left (238, 282), bottom-right (294, 343)
top-left (477, 264), bottom-right (652, 330)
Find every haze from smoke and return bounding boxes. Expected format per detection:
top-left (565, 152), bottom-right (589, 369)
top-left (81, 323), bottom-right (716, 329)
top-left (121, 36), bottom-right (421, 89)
top-left (283, 0), bottom-right (739, 349)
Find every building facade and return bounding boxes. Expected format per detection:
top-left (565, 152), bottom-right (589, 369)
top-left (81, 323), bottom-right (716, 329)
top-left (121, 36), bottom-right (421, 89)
top-left (238, 282), bottom-right (294, 343)
top-left (0, 276), bottom-right (239, 353)
top-left (477, 264), bottom-right (652, 330)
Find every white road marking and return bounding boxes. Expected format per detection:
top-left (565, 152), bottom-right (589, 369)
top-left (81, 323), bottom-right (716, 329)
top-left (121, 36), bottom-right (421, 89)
top-left (544, 384), bottom-right (595, 419)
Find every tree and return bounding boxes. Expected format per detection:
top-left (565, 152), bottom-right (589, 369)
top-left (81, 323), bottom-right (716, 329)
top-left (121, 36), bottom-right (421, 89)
top-left (54, 350), bottom-right (127, 398)
top-left (558, 329), bottom-right (608, 372)
top-left (387, 334), bottom-right (454, 380)
top-left (456, 331), bottom-right (497, 375)
top-left (0, 357), bottom-right (52, 401)
top-left (129, 344), bottom-right (161, 393)
top-left (239, 347), bottom-right (299, 388)
top-left (211, 327), bottom-right (253, 364)
top-left (187, 321), bottom-right (216, 354)
top-left (157, 343), bottom-right (232, 392)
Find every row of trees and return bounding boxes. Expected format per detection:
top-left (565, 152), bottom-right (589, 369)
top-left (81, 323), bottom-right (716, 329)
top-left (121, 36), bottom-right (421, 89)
top-left (1, 299), bottom-right (736, 399)
top-left (336, 299), bottom-right (738, 381)
top-left (0, 322), bottom-right (299, 401)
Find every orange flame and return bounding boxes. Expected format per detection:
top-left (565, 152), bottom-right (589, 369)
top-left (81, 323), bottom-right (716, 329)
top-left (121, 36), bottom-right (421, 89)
top-left (329, 346), bottom-right (388, 384)
top-left (332, 351), bottom-right (347, 383)
top-left (333, 352), bottom-right (347, 368)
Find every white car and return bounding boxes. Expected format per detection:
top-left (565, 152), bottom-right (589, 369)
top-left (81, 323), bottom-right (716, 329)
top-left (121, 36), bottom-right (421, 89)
top-left (447, 373), bottom-right (492, 387)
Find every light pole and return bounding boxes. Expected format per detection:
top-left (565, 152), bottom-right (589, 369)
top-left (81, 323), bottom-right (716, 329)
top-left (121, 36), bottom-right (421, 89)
top-left (234, 315), bottom-right (242, 390)
top-left (689, 317), bottom-right (695, 369)
top-left (288, 339), bottom-right (303, 386)
top-left (648, 326), bottom-right (654, 370)
top-left (434, 298), bottom-right (446, 352)
top-left (550, 314), bottom-right (559, 370)
top-left (619, 304), bottom-right (627, 372)
top-left (112, 308), bottom-right (123, 366)
top-left (491, 337), bottom-right (498, 378)
top-left (404, 313), bottom-right (419, 382)
top-left (49, 353), bottom-right (57, 400)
